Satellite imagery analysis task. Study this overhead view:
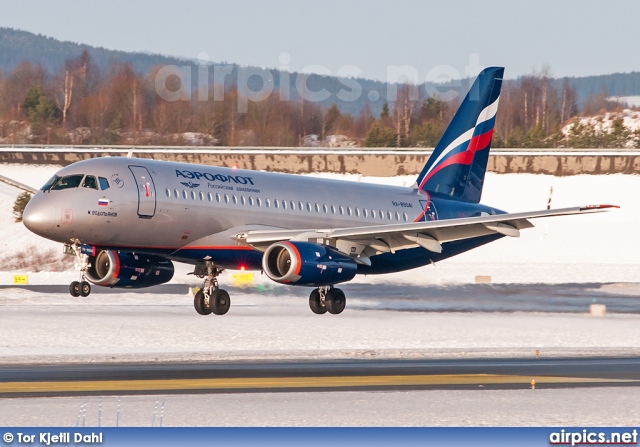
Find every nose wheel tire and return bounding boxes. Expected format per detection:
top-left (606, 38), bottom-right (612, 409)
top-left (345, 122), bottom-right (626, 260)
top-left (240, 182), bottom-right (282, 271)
top-left (194, 290), bottom-right (212, 315)
top-left (309, 289), bottom-right (327, 314)
top-left (210, 289), bottom-right (231, 315)
top-left (325, 288), bottom-right (346, 314)
top-left (69, 281), bottom-right (81, 297)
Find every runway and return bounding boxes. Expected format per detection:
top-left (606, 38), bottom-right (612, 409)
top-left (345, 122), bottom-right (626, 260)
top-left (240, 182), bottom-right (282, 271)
top-left (1, 357), bottom-right (639, 397)
top-left (3, 282), bottom-right (640, 313)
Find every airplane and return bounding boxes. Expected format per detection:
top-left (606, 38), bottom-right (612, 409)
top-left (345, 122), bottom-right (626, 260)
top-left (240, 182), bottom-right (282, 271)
top-left (22, 67), bottom-right (617, 316)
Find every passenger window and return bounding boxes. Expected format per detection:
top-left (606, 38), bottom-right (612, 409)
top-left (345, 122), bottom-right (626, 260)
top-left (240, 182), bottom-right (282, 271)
top-left (363, 209), bottom-right (368, 218)
top-left (395, 212), bottom-right (400, 221)
top-left (82, 176), bottom-right (98, 190)
top-left (403, 213), bottom-right (408, 222)
top-left (323, 204), bottom-right (328, 214)
top-left (51, 174), bottom-right (83, 190)
top-left (274, 199), bottom-right (280, 209)
top-left (98, 177), bottom-right (110, 190)
top-left (199, 191), bottom-right (205, 201)
top-left (331, 205), bottom-right (336, 214)
top-left (314, 203), bottom-right (320, 213)
top-left (291, 200), bottom-right (296, 210)
top-left (208, 193), bottom-right (213, 202)
top-left (232, 195), bottom-right (238, 204)
top-left (355, 208), bottom-right (360, 217)
top-left (182, 190), bottom-right (188, 200)
top-left (306, 203), bottom-right (312, 212)
top-left (299, 201), bottom-right (304, 211)
top-left (191, 191), bottom-right (196, 200)
top-left (371, 210), bottom-right (376, 219)
top-left (257, 198), bottom-right (262, 207)
top-left (282, 200), bottom-right (287, 210)
top-left (241, 196), bottom-right (246, 205)
top-left (165, 188), bottom-right (171, 198)
top-left (174, 189), bottom-right (179, 199)
top-left (224, 194), bottom-right (229, 203)
top-left (216, 193), bottom-right (221, 202)
top-left (266, 198), bottom-right (271, 207)
top-left (249, 197), bottom-right (254, 206)
top-left (380, 210), bottom-right (385, 219)
top-left (388, 211), bottom-right (392, 221)
top-left (339, 206), bottom-right (344, 216)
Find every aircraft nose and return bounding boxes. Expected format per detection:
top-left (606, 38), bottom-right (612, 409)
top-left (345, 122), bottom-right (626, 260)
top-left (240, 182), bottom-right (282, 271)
top-left (22, 195), bottom-right (55, 237)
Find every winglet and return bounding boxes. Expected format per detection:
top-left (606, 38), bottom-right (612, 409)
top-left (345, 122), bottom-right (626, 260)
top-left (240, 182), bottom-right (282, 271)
top-left (580, 204), bottom-right (620, 211)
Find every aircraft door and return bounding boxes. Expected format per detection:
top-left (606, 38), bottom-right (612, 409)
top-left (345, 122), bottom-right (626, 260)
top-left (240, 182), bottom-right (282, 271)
top-left (128, 165), bottom-right (156, 218)
top-left (418, 200), bottom-right (439, 222)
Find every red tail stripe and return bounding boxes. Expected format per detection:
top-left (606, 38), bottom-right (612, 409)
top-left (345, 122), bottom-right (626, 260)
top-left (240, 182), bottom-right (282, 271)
top-left (421, 128), bottom-right (494, 186)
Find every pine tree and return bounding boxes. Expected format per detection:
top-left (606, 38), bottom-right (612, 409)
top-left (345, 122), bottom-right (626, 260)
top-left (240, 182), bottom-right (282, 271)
top-left (13, 192), bottom-right (32, 222)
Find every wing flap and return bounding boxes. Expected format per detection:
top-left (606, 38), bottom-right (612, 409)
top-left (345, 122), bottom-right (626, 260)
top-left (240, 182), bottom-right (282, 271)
top-left (242, 205), bottom-right (618, 255)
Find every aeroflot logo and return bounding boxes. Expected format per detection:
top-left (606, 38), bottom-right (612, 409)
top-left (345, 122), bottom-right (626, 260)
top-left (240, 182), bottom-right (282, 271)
top-left (175, 170), bottom-right (255, 185)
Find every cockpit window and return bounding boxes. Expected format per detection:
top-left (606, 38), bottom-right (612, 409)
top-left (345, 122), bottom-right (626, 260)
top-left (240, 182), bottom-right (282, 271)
top-left (40, 175), bottom-right (60, 191)
top-left (98, 177), bottom-right (110, 190)
top-left (82, 175), bottom-right (98, 190)
top-left (51, 174), bottom-right (84, 190)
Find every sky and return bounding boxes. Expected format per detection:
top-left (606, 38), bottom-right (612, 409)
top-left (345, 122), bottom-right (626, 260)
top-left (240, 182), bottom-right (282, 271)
top-left (1, 0), bottom-right (639, 82)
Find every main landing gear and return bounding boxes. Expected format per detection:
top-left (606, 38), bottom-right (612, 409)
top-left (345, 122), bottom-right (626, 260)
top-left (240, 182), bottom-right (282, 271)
top-left (67, 242), bottom-right (92, 297)
top-left (193, 263), bottom-right (230, 316)
top-left (309, 286), bottom-right (346, 315)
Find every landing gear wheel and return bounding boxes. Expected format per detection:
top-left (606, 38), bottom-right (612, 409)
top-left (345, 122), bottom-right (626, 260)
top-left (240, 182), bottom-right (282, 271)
top-left (211, 289), bottom-right (231, 315)
top-left (79, 281), bottom-right (91, 297)
top-left (194, 290), bottom-right (212, 315)
top-left (325, 288), bottom-right (346, 315)
top-left (309, 289), bottom-right (327, 314)
top-left (69, 281), bottom-right (81, 297)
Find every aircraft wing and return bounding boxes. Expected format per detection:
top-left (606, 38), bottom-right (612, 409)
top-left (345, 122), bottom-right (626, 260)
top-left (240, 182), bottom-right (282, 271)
top-left (239, 205), bottom-right (617, 265)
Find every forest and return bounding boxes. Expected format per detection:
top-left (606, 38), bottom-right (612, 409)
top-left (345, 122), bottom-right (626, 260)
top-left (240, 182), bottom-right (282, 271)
top-left (1, 30), bottom-right (640, 148)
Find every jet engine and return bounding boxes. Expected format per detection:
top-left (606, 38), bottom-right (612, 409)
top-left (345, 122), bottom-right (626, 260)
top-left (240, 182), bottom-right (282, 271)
top-left (84, 250), bottom-right (174, 288)
top-left (262, 241), bottom-right (357, 286)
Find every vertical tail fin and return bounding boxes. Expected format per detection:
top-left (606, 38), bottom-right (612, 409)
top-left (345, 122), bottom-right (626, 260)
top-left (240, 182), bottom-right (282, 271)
top-left (415, 67), bottom-right (504, 203)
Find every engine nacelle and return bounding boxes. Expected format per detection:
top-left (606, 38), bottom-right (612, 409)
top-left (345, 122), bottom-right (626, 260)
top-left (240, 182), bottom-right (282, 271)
top-left (85, 250), bottom-right (174, 288)
top-left (262, 241), bottom-right (357, 286)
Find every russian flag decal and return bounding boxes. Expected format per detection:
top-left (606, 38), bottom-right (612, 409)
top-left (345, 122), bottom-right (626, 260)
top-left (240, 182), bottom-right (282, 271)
top-left (98, 199), bottom-right (109, 207)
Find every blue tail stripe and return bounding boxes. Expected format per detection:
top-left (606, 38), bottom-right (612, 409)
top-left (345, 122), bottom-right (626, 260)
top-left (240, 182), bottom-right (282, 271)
top-left (416, 67), bottom-right (504, 203)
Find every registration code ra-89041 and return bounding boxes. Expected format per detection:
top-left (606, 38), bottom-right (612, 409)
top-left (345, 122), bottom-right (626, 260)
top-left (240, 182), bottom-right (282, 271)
top-left (391, 201), bottom-right (413, 208)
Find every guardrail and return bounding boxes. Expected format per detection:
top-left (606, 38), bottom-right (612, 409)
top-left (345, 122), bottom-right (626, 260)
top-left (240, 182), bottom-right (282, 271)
top-left (1, 145), bottom-right (639, 176)
top-left (0, 144), bottom-right (639, 155)
top-left (0, 174), bottom-right (37, 194)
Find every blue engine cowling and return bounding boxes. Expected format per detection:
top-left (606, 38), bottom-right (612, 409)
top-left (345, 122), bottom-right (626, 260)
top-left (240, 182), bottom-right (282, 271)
top-left (85, 250), bottom-right (174, 288)
top-left (262, 241), bottom-right (357, 286)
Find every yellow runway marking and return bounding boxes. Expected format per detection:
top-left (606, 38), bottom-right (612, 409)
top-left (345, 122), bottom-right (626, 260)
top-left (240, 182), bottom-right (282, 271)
top-left (0, 374), bottom-right (634, 394)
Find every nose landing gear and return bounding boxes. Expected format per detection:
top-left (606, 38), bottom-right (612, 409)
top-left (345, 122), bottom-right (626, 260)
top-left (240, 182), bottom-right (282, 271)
top-left (66, 242), bottom-right (92, 297)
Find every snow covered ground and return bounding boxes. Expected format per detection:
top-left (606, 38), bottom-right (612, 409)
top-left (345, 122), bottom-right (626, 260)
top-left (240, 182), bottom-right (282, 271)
top-left (2, 288), bottom-right (640, 364)
top-left (2, 387), bottom-right (640, 426)
top-left (609, 95), bottom-right (640, 109)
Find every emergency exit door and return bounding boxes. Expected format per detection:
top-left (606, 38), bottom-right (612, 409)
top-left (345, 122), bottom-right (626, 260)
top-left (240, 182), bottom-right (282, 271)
top-left (129, 165), bottom-right (156, 218)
